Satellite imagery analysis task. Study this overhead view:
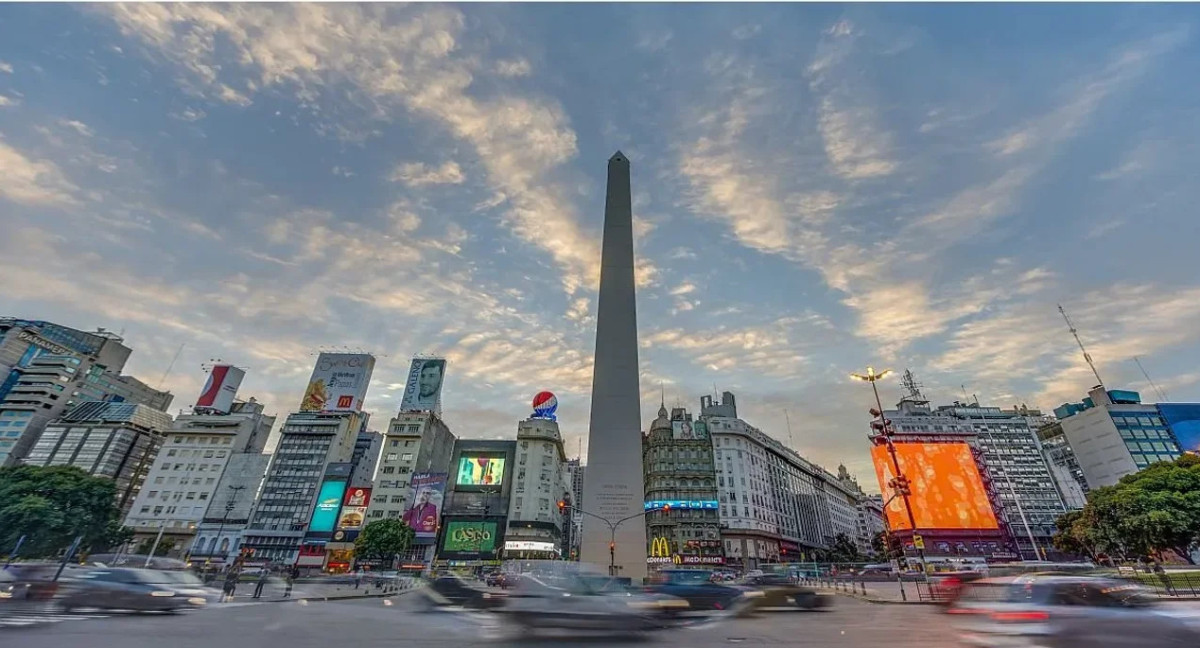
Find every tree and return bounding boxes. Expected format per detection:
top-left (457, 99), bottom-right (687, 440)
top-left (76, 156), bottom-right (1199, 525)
top-left (0, 465), bottom-right (124, 558)
top-left (1055, 455), bottom-right (1200, 564)
top-left (870, 530), bottom-right (888, 558)
top-left (826, 533), bottom-right (862, 563)
top-left (135, 537), bottom-right (177, 557)
top-left (355, 519), bottom-right (415, 563)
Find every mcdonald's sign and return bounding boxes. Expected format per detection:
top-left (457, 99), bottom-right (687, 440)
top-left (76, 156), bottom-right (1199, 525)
top-left (649, 536), bottom-right (672, 558)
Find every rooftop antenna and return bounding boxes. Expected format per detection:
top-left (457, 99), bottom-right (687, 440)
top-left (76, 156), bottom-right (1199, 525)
top-left (1058, 304), bottom-right (1105, 389)
top-left (900, 369), bottom-right (926, 402)
top-left (157, 343), bottom-right (185, 389)
top-left (1132, 356), bottom-right (1169, 402)
top-left (783, 409), bottom-right (794, 448)
top-left (960, 384), bottom-right (970, 404)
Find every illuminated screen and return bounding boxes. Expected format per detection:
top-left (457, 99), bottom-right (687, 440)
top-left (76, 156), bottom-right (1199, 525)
top-left (441, 520), bottom-right (499, 553)
top-left (308, 480), bottom-right (347, 532)
top-left (456, 456), bottom-right (505, 486)
top-left (871, 442), bottom-right (998, 531)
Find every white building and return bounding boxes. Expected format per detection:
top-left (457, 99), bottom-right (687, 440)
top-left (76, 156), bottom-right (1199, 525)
top-left (504, 416), bottom-right (570, 559)
top-left (190, 452), bottom-right (271, 565)
top-left (700, 392), bottom-right (855, 568)
top-left (124, 399), bottom-right (275, 556)
top-left (1037, 422), bottom-right (1089, 510)
top-left (1056, 386), bottom-right (1184, 489)
top-left (855, 495), bottom-right (886, 557)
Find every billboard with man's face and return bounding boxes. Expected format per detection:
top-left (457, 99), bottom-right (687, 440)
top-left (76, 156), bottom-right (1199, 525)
top-left (299, 353), bottom-right (375, 413)
top-left (402, 473), bottom-right (446, 538)
top-left (400, 357), bottom-right (446, 414)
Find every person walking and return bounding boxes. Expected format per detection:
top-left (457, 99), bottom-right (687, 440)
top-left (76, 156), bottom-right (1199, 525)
top-left (253, 568), bottom-right (270, 599)
top-left (284, 568), bottom-right (295, 598)
top-left (222, 569), bottom-right (239, 602)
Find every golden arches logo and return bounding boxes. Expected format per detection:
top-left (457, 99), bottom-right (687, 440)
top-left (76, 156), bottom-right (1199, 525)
top-left (650, 537), bottom-right (671, 558)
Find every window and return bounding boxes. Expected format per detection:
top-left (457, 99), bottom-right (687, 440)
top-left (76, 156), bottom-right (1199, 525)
top-left (401, 453), bottom-right (413, 461)
top-left (386, 453), bottom-right (397, 461)
top-left (148, 491), bottom-right (158, 498)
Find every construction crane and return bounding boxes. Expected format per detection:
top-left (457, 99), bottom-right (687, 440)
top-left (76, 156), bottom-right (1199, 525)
top-left (1058, 304), bottom-right (1104, 389)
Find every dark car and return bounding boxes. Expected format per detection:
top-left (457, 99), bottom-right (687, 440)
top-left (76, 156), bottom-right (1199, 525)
top-left (484, 571), bottom-right (510, 588)
top-left (58, 567), bottom-right (208, 613)
top-left (741, 573), bottom-right (830, 610)
top-left (421, 573), bottom-right (506, 610)
top-left (645, 569), bottom-right (761, 614)
top-left (1, 569), bottom-right (32, 602)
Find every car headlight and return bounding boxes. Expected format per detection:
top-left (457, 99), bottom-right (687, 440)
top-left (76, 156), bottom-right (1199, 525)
top-left (187, 597), bottom-right (207, 605)
top-left (742, 590), bottom-right (765, 598)
top-left (150, 590), bottom-right (176, 597)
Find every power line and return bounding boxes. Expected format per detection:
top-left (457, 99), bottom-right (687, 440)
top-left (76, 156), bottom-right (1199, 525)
top-left (1132, 356), bottom-right (1169, 402)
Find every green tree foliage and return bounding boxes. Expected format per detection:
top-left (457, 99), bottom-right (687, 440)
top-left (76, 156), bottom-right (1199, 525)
top-left (354, 519), bottom-right (415, 562)
top-left (0, 465), bottom-right (125, 557)
top-left (821, 532), bottom-right (862, 563)
top-left (1053, 455), bottom-right (1200, 564)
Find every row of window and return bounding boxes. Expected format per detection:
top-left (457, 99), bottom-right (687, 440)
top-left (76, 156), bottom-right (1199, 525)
top-left (170, 435), bottom-right (233, 445)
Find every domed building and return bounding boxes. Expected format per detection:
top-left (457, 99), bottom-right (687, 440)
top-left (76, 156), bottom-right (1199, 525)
top-left (642, 401), bottom-right (723, 570)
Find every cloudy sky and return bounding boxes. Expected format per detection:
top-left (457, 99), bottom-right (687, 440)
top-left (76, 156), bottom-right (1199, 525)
top-left (3, 4), bottom-right (1200, 489)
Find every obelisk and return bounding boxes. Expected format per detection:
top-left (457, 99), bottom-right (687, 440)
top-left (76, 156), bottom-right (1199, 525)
top-left (580, 151), bottom-right (647, 580)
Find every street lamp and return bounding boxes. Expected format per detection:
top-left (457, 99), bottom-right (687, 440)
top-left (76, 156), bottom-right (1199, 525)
top-left (205, 485), bottom-right (246, 568)
top-left (560, 502), bottom-right (665, 576)
top-left (850, 367), bottom-right (929, 579)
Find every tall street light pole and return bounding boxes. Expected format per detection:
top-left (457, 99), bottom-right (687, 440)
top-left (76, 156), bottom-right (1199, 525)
top-left (850, 367), bottom-right (928, 578)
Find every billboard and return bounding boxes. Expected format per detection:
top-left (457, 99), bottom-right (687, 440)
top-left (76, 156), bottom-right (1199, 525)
top-left (1159, 403), bottom-right (1200, 455)
top-left (531, 391), bottom-right (558, 420)
top-left (402, 472), bottom-right (446, 538)
top-left (300, 353), bottom-right (375, 413)
top-left (400, 357), bottom-right (446, 413)
top-left (441, 520), bottom-right (499, 553)
top-left (308, 479), bottom-right (348, 532)
top-left (195, 364), bottom-right (245, 414)
top-left (871, 442), bottom-right (999, 531)
top-left (671, 419), bottom-right (708, 440)
top-left (457, 456), bottom-right (504, 487)
top-left (336, 486), bottom-right (372, 531)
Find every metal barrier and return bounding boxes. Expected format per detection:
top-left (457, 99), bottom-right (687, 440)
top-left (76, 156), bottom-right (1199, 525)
top-left (1123, 571), bottom-right (1200, 598)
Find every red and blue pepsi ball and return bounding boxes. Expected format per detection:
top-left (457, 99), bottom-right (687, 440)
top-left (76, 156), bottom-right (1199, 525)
top-left (532, 391), bottom-right (558, 420)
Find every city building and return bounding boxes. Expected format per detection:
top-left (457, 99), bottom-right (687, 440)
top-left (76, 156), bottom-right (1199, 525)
top-left (436, 439), bottom-right (516, 571)
top-left (242, 410), bottom-right (366, 564)
top-left (1056, 387), bottom-right (1188, 489)
top-left (566, 458), bottom-right (585, 560)
top-left (643, 404), bottom-right (723, 569)
top-left (701, 391), bottom-right (854, 569)
top-left (503, 409), bottom-right (570, 560)
top-left (190, 452), bottom-right (271, 567)
top-left (0, 319), bottom-right (171, 466)
top-left (123, 392), bottom-right (275, 557)
top-left (24, 400), bottom-right (173, 514)
top-left (360, 410), bottom-right (455, 567)
top-left (350, 428), bottom-right (383, 488)
top-left (580, 152), bottom-right (647, 579)
top-left (1036, 421), bottom-right (1089, 510)
top-left (855, 495), bottom-right (886, 557)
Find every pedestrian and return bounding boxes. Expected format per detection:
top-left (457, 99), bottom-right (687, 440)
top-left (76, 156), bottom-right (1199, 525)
top-left (354, 568), bottom-right (362, 590)
top-left (253, 568), bottom-right (270, 599)
top-left (222, 569), bottom-right (239, 602)
top-left (284, 569), bottom-right (294, 599)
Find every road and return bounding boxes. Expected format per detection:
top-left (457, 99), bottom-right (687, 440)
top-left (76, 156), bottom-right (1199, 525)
top-left (2, 592), bottom-right (963, 647)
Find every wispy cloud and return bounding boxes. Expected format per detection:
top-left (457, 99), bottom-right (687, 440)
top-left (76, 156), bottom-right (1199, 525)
top-left (391, 160), bottom-right (464, 186)
top-left (0, 138), bottom-right (79, 206)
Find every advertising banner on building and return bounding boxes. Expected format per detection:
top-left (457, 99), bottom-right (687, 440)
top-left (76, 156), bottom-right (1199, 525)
top-left (456, 456), bottom-right (504, 486)
top-left (441, 520), bottom-right (500, 554)
top-left (871, 442), bottom-right (999, 531)
top-left (308, 479), bottom-right (348, 532)
top-left (400, 357), bottom-right (446, 414)
top-left (402, 473), bottom-right (446, 538)
top-left (1159, 403), bottom-right (1200, 455)
top-left (299, 353), bottom-right (375, 413)
top-left (195, 364), bottom-right (246, 414)
top-left (671, 420), bottom-right (697, 440)
top-left (336, 486), bottom-right (372, 531)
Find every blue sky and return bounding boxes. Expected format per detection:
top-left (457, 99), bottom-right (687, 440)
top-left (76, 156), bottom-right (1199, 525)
top-left (3, 4), bottom-right (1200, 485)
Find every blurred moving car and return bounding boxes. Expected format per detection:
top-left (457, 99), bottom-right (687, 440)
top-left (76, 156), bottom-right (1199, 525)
top-left (645, 569), bottom-right (760, 614)
top-left (58, 568), bottom-right (208, 613)
top-left (484, 571), bottom-right (510, 588)
top-left (497, 563), bottom-right (689, 633)
top-left (1, 569), bottom-right (32, 601)
top-left (155, 570), bottom-right (222, 604)
top-left (929, 570), bottom-right (987, 603)
top-left (421, 573), bottom-right (506, 611)
top-left (740, 573), bottom-right (830, 610)
top-left (948, 575), bottom-right (1200, 648)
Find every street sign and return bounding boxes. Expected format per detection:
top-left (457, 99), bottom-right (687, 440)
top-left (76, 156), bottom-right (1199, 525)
top-left (912, 534), bottom-right (925, 550)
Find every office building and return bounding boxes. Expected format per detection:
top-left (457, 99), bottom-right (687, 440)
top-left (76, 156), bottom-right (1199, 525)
top-left (0, 320), bottom-right (170, 466)
top-left (1056, 386), bottom-right (1186, 489)
top-left (503, 410), bottom-right (570, 560)
top-left (565, 458), bottom-right (585, 559)
top-left (643, 404), bottom-right (723, 568)
top-left (1036, 421), bottom-right (1089, 510)
top-left (350, 428), bottom-right (383, 488)
top-left (436, 439), bottom-right (516, 570)
top-left (190, 452), bottom-right (271, 566)
top-left (24, 400), bottom-right (173, 514)
top-left (855, 495), bottom-right (886, 557)
top-left (580, 152), bottom-right (647, 579)
top-left (701, 391), bottom-right (856, 569)
top-left (124, 390), bottom-right (275, 557)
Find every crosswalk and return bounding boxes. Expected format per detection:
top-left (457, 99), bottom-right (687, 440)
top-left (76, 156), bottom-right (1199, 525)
top-left (0, 608), bottom-right (112, 629)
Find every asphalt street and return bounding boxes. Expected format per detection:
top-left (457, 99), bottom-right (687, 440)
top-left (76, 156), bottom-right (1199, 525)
top-left (1, 592), bottom-right (963, 647)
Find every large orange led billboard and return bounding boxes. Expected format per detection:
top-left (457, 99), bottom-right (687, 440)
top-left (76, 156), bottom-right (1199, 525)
top-left (871, 442), bottom-right (999, 531)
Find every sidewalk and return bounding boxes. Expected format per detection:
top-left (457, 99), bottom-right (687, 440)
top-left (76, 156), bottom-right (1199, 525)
top-left (222, 577), bottom-right (421, 603)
